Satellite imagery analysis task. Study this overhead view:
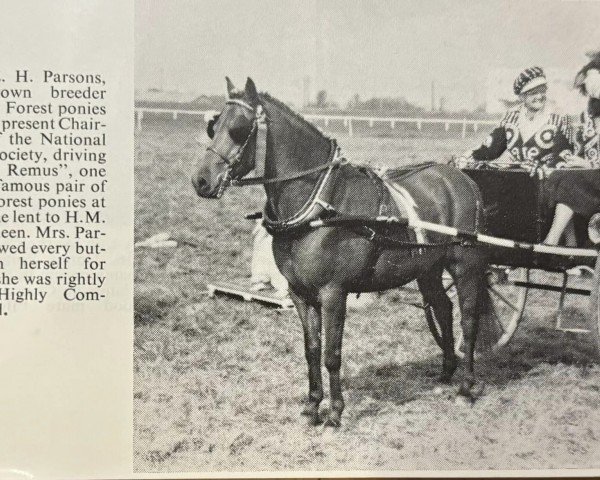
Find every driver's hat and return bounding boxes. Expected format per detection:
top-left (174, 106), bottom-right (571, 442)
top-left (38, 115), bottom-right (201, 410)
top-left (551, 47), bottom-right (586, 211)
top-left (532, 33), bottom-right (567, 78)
top-left (514, 67), bottom-right (547, 95)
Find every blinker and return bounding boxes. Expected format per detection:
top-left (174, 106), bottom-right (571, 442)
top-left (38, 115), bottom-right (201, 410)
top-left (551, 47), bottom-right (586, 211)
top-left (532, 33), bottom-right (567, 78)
top-left (228, 116), bottom-right (253, 143)
top-left (207, 114), bottom-right (220, 139)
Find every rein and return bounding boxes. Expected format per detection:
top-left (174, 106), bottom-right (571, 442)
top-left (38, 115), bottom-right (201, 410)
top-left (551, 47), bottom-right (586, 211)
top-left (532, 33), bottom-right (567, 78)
top-left (233, 154), bottom-right (346, 186)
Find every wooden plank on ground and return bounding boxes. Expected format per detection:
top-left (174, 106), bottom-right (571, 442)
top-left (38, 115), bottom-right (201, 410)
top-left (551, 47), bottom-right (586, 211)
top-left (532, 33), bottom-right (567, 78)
top-left (207, 281), bottom-right (294, 309)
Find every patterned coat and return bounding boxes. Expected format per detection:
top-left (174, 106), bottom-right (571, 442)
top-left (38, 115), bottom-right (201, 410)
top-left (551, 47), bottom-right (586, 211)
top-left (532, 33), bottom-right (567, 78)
top-left (573, 111), bottom-right (600, 166)
top-left (546, 111), bottom-right (600, 219)
top-left (472, 107), bottom-right (572, 166)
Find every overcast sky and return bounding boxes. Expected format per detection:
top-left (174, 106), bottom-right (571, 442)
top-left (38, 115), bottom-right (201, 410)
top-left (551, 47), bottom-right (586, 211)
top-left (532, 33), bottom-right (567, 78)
top-left (135, 0), bottom-right (599, 109)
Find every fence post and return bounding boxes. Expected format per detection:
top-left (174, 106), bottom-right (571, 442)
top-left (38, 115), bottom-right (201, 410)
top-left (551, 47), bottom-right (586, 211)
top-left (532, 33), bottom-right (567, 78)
top-left (461, 119), bottom-right (466, 139)
top-left (136, 110), bottom-right (143, 131)
top-left (445, 122), bottom-right (449, 132)
top-left (348, 119), bottom-right (353, 137)
top-left (391, 120), bottom-right (395, 129)
top-left (417, 121), bottom-right (422, 131)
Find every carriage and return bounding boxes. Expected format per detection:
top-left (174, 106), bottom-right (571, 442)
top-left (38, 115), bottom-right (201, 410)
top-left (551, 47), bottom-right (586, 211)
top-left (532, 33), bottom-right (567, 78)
top-left (428, 164), bottom-right (600, 355)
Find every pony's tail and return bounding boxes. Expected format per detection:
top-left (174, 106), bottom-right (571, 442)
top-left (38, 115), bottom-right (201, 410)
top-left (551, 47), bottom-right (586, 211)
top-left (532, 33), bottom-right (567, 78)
top-left (475, 284), bottom-right (502, 352)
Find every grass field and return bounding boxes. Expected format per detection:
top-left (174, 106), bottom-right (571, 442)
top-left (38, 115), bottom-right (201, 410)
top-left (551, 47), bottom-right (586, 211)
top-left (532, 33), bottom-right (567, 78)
top-left (134, 119), bottom-right (600, 473)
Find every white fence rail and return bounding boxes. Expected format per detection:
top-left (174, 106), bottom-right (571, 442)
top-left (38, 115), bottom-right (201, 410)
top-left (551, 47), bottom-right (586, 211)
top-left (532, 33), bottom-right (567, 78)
top-left (134, 107), bottom-right (497, 138)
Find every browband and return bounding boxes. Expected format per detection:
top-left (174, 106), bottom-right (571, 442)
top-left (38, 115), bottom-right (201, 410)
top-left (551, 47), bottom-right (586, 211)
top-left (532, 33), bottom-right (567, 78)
top-left (226, 98), bottom-right (254, 111)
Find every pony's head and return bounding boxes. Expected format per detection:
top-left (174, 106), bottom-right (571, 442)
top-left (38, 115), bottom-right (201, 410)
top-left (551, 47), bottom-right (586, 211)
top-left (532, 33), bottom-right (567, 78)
top-left (192, 77), bottom-right (262, 198)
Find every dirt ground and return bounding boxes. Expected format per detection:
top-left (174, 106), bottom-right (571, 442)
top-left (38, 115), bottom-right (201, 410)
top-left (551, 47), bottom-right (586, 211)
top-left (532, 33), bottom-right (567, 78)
top-left (134, 119), bottom-right (600, 473)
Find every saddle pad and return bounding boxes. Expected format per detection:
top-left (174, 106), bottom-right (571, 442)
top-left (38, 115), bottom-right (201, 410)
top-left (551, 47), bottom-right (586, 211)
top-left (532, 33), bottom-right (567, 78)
top-left (371, 165), bottom-right (425, 221)
top-left (382, 180), bottom-right (419, 221)
top-left (378, 162), bottom-right (436, 181)
top-left (374, 167), bottom-right (427, 243)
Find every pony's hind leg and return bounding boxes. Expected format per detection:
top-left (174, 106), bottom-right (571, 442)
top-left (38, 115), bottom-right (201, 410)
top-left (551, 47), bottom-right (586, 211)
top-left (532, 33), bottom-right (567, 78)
top-left (289, 289), bottom-right (323, 425)
top-left (417, 270), bottom-right (457, 383)
top-left (320, 284), bottom-right (347, 427)
top-left (447, 254), bottom-right (487, 399)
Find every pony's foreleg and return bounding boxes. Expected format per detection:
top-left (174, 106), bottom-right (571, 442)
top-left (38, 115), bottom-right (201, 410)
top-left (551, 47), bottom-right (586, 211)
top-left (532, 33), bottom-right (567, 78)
top-left (417, 272), bottom-right (457, 382)
top-left (289, 290), bottom-right (323, 425)
top-left (320, 285), bottom-right (347, 427)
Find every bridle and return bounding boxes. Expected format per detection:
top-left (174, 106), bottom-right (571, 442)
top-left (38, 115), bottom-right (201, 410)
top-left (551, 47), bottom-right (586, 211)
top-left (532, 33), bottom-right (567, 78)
top-left (206, 99), bottom-right (260, 164)
top-left (205, 96), bottom-right (347, 203)
top-left (205, 98), bottom-right (263, 197)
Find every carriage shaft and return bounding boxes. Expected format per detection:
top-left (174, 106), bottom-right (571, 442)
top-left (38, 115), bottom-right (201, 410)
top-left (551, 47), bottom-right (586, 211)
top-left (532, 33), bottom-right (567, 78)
top-left (512, 280), bottom-right (591, 296)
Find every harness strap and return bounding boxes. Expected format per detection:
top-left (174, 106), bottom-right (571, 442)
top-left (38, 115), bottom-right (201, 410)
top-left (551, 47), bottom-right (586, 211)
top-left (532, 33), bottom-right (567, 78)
top-left (263, 149), bottom-right (343, 234)
top-left (234, 156), bottom-right (347, 186)
top-left (309, 216), bottom-right (460, 248)
top-left (218, 100), bottom-right (348, 190)
top-left (253, 107), bottom-right (268, 179)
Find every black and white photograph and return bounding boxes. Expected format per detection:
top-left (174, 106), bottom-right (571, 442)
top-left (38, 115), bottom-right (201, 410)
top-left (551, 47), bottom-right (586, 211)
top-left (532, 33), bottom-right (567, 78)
top-left (133, 0), bottom-right (600, 474)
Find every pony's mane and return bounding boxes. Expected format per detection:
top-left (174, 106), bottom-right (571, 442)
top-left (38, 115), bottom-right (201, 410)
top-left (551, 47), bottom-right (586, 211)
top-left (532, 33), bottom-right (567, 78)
top-left (228, 89), bottom-right (332, 141)
top-left (259, 92), bottom-right (331, 141)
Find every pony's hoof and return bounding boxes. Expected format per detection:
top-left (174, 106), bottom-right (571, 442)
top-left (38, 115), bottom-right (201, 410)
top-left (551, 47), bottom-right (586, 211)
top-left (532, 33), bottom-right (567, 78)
top-left (458, 381), bottom-right (473, 398)
top-left (301, 402), bottom-right (319, 417)
top-left (471, 382), bottom-right (485, 397)
top-left (457, 380), bottom-right (484, 402)
top-left (307, 412), bottom-right (322, 426)
top-left (440, 358), bottom-right (458, 384)
top-left (323, 410), bottom-right (342, 428)
top-left (301, 403), bottom-right (322, 425)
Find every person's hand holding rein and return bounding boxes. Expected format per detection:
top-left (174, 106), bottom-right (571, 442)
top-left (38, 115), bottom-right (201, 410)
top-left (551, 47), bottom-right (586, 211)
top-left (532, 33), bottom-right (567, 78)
top-left (565, 154), bottom-right (594, 168)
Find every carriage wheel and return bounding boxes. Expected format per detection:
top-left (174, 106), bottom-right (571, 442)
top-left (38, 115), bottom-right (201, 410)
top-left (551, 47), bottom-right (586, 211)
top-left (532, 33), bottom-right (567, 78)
top-left (589, 255), bottom-right (600, 355)
top-left (453, 267), bottom-right (529, 357)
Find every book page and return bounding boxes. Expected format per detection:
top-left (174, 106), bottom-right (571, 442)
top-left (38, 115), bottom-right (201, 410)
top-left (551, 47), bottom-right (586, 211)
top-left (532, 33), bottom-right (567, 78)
top-left (3, 0), bottom-right (600, 478)
top-left (0, 1), bottom-right (133, 478)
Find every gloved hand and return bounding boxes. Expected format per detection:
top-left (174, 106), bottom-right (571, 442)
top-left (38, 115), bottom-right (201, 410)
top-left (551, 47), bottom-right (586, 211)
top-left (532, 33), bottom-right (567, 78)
top-left (453, 155), bottom-right (473, 169)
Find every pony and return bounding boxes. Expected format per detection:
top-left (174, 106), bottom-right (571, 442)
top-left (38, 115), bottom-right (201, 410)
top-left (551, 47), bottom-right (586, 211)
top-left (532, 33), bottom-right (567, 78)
top-left (193, 77), bottom-right (496, 426)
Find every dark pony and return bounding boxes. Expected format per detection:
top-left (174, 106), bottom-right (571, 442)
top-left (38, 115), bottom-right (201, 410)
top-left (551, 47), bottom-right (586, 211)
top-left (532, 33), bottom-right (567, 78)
top-left (193, 77), bottom-right (496, 426)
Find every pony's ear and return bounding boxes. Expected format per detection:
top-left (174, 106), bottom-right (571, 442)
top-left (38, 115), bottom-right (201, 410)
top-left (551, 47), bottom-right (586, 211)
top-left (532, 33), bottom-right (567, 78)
top-left (226, 76), bottom-right (236, 97)
top-left (245, 77), bottom-right (259, 105)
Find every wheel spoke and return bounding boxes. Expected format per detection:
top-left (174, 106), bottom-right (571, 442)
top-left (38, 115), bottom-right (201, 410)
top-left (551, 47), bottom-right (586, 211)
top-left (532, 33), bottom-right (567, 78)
top-left (488, 285), bottom-right (520, 312)
top-left (454, 268), bottom-right (527, 354)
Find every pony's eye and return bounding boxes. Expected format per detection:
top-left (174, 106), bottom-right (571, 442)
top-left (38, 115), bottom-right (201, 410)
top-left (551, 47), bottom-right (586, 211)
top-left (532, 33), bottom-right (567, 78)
top-left (207, 114), bottom-right (220, 139)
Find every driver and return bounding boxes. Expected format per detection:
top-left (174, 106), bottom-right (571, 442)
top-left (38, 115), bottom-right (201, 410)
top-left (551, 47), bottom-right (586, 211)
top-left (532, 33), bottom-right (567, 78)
top-left (456, 67), bottom-right (572, 168)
